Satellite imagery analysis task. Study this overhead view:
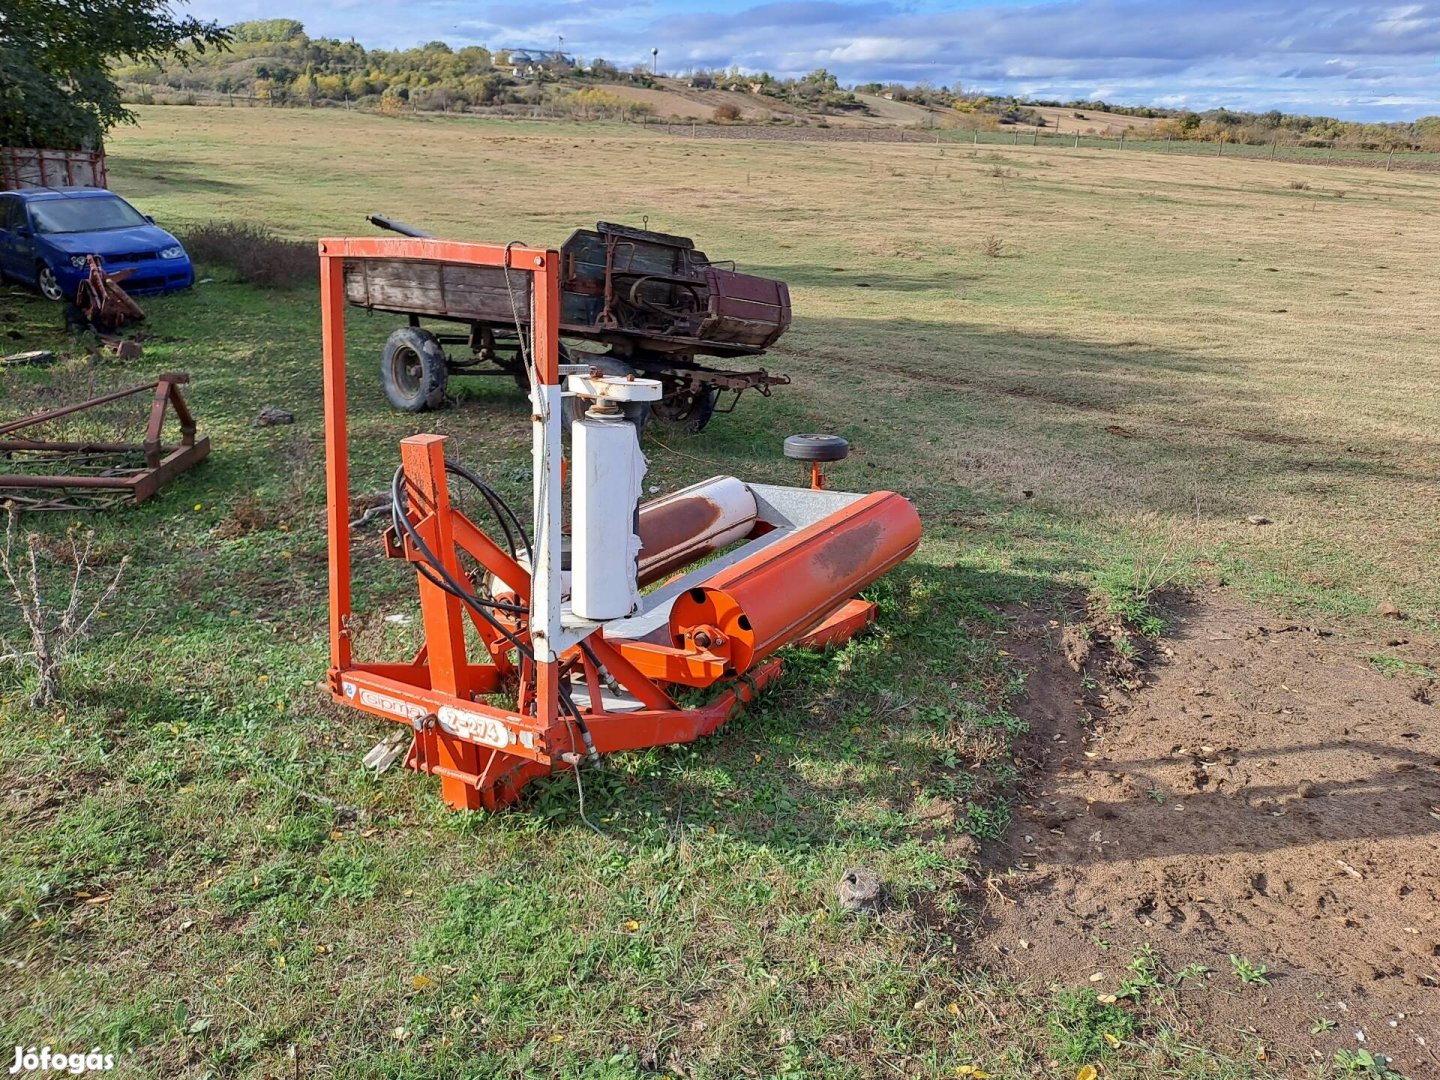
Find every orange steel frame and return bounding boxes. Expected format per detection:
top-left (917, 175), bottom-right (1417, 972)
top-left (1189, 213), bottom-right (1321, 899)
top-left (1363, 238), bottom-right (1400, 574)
top-left (319, 237), bottom-right (884, 811)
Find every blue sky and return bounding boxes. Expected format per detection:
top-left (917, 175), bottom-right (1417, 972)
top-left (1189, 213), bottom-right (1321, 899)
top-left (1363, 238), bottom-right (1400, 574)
top-left (182, 0), bottom-right (1440, 121)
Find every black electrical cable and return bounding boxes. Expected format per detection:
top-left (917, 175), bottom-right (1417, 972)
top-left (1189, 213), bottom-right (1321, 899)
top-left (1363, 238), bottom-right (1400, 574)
top-left (444, 459), bottom-right (532, 565)
top-left (389, 469), bottom-right (527, 617)
top-left (388, 467), bottom-right (597, 760)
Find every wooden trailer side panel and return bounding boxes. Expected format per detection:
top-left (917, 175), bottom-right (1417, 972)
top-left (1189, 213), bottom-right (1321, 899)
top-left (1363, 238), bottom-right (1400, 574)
top-left (343, 259), bottom-right (531, 321)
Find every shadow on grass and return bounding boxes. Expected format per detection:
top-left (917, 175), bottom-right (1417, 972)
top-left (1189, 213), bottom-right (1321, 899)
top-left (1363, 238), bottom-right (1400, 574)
top-left (518, 559), bottom-right (1066, 859)
top-left (107, 156), bottom-right (246, 197)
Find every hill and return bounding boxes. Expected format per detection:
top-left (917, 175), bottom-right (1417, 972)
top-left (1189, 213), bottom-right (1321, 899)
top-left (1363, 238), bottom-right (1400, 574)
top-left (113, 19), bottom-right (1440, 150)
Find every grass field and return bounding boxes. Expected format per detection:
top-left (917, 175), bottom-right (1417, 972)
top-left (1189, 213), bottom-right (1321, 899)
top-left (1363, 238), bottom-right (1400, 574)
top-left (2, 105), bottom-right (1438, 1078)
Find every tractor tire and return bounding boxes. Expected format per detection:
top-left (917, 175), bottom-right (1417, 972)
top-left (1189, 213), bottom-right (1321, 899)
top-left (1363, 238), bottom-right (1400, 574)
top-left (380, 327), bottom-right (448, 412)
top-left (563, 354), bottom-right (651, 435)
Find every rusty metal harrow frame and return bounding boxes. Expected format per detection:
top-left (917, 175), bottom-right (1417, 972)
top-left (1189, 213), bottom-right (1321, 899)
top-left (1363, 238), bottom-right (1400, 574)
top-left (0, 374), bottom-right (209, 510)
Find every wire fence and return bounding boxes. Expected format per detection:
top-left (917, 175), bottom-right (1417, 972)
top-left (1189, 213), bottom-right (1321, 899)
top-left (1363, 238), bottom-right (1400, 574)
top-left (664, 120), bottom-right (1440, 170)
top-left (927, 126), bottom-right (1440, 171)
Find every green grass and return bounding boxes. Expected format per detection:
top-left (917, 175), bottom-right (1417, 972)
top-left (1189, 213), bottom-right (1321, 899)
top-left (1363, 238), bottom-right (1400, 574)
top-left (1367, 655), bottom-right (1436, 680)
top-left (5, 104), bottom-right (1438, 1077)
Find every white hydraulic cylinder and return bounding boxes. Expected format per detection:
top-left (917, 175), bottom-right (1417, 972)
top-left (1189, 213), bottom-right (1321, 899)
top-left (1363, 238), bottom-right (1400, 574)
top-left (571, 414), bottom-right (647, 620)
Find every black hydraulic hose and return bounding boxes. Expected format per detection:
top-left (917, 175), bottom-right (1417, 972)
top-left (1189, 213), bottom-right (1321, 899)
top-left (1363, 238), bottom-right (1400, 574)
top-left (389, 468), bottom-right (527, 619)
top-left (388, 467), bottom-right (596, 760)
top-left (444, 459), bottom-right (532, 565)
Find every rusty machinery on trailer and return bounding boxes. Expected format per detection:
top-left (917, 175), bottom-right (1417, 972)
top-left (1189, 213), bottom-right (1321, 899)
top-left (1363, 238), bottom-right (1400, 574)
top-left (354, 216), bottom-right (791, 431)
top-left (320, 235), bottom-right (919, 810)
top-left (0, 373), bottom-right (209, 510)
top-left (74, 254), bottom-right (145, 334)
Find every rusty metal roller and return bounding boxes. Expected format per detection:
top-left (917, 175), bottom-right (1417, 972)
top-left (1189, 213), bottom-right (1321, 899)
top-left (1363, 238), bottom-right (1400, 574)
top-left (668, 490), bottom-right (921, 674)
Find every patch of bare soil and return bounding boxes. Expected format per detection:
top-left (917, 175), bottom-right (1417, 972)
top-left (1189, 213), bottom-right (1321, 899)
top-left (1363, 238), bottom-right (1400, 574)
top-left (985, 589), bottom-right (1440, 1075)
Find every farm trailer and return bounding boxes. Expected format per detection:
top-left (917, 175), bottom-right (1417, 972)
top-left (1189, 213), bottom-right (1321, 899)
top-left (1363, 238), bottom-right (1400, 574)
top-left (349, 217), bottom-right (792, 431)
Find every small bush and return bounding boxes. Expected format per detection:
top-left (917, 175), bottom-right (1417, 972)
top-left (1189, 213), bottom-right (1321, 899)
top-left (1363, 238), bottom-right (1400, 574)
top-left (181, 220), bottom-right (317, 290)
top-left (712, 102), bottom-right (742, 122)
top-left (1286, 179), bottom-right (1310, 190)
top-left (979, 234), bottom-right (1005, 258)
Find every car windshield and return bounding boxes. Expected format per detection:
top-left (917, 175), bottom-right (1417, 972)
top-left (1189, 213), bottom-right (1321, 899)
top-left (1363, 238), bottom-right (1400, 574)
top-left (29, 196), bottom-right (148, 235)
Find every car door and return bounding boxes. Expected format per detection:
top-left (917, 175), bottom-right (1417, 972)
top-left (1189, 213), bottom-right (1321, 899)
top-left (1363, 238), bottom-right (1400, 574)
top-left (0, 196), bottom-right (21, 278)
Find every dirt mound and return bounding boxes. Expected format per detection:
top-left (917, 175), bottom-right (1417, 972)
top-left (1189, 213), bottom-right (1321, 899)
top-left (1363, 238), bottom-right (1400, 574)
top-left (985, 590), bottom-right (1439, 1074)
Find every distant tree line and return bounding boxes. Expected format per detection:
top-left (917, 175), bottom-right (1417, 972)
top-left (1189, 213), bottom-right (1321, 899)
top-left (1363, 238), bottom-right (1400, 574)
top-left (108, 18), bottom-right (1440, 149)
top-left (115, 21), bottom-right (662, 114)
top-left (117, 23), bottom-right (873, 119)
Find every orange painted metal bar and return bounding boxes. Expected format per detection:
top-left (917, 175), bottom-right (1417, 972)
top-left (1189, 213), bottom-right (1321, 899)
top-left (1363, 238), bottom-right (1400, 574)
top-left (319, 249), bottom-right (353, 677)
top-left (338, 669), bottom-right (555, 764)
top-left (317, 236), bottom-right (550, 266)
top-left (581, 659), bottom-right (783, 753)
top-left (345, 661), bottom-right (506, 694)
top-left (530, 248), bottom-right (564, 752)
top-left (398, 434), bottom-right (484, 808)
top-left (794, 598), bottom-right (876, 650)
top-left (400, 436), bottom-right (472, 700)
top-left (583, 633), bottom-right (677, 710)
top-left (608, 639), bottom-right (730, 688)
top-left (450, 512), bottom-right (530, 597)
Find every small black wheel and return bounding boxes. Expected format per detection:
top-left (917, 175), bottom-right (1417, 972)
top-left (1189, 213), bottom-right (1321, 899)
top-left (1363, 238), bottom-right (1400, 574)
top-left (381, 327), bottom-right (448, 412)
top-left (564, 354), bottom-right (651, 435)
top-left (784, 433), bottom-right (849, 462)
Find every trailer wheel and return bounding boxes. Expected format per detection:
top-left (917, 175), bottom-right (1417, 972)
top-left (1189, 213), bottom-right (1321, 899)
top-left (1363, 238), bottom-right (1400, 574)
top-left (381, 327), bottom-right (448, 412)
top-left (653, 387), bottom-right (719, 433)
top-left (564, 354), bottom-right (650, 435)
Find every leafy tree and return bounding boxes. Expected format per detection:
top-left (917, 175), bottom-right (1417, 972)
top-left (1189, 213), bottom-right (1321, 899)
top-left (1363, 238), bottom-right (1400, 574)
top-left (0, 0), bottom-right (229, 148)
top-left (231, 19), bottom-right (302, 43)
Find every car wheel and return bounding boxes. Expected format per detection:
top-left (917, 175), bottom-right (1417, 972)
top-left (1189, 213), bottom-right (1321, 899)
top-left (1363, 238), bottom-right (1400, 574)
top-left (380, 327), bottom-right (448, 412)
top-left (36, 262), bottom-right (65, 302)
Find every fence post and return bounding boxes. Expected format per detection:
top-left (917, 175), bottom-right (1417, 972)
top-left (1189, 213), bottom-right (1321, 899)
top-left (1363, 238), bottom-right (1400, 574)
top-left (1271, 140), bottom-right (1277, 159)
top-left (1074, 131), bottom-right (1079, 148)
top-left (1120, 133), bottom-right (1125, 149)
top-left (973, 128), bottom-right (978, 146)
top-left (1386, 147), bottom-right (1394, 171)
top-left (1217, 138), bottom-right (1223, 156)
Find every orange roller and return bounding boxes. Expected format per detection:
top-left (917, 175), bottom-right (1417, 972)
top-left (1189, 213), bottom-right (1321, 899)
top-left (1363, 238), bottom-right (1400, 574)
top-left (667, 490), bottom-right (921, 674)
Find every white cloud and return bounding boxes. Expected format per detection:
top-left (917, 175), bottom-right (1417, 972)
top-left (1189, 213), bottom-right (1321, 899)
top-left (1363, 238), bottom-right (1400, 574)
top-left (183, 0), bottom-right (1440, 119)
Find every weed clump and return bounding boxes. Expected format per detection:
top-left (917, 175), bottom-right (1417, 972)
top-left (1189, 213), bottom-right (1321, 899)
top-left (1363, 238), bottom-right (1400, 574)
top-left (979, 234), bottom-right (1005, 258)
top-left (181, 221), bottom-right (318, 290)
top-left (1286, 179), bottom-right (1311, 190)
top-left (1046, 987), bottom-right (1139, 1064)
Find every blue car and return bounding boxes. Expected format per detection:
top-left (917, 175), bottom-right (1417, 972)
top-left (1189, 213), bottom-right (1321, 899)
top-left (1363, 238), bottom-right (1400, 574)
top-left (0, 187), bottom-right (194, 302)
